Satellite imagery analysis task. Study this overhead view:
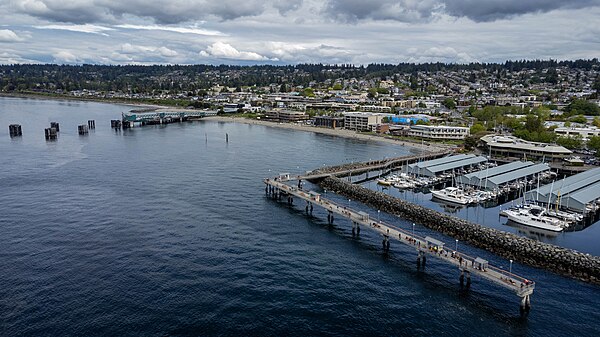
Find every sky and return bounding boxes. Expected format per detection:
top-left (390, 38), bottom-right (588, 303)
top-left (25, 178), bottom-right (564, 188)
top-left (0, 0), bottom-right (599, 65)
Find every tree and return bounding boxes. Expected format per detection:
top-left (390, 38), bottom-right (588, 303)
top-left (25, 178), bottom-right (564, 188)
top-left (470, 123), bottom-right (487, 134)
top-left (564, 99), bottom-right (600, 116)
top-left (556, 136), bottom-right (583, 149)
top-left (593, 117), bottom-right (600, 128)
top-left (442, 98), bottom-right (456, 110)
top-left (569, 114), bottom-right (588, 124)
top-left (587, 136), bottom-right (600, 157)
top-left (332, 83), bottom-right (343, 90)
top-left (464, 136), bottom-right (479, 150)
top-left (302, 87), bottom-right (315, 97)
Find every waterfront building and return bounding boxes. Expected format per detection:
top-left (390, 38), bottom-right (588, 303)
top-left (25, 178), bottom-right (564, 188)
top-left (343, 112), bottom-right (393, 132)
top-left (480, 135), bottom-right (572, 162)
top-left (314, 116), bottom-right (345, 129)
top-left (408, 125), bottom-right (470, 140)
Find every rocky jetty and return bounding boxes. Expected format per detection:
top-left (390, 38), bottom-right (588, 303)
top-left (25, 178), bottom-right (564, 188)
top-left (320, 176), bottom-right (600, 284)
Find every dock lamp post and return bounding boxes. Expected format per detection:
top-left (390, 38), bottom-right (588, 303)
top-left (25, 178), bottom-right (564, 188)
top-left (412, 223), bottom-right (415, 237)
top-left (510, 260), bottom-right (513, 273)
top-left (348, 199), bottom-right (351, 208)
top-left (378, 210), bottom-right (380, 222)
top-left (455, 239), bottom-right (458, 251)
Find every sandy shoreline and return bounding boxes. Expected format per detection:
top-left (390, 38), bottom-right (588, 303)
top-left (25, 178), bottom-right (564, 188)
top-left (206, 116), bottom-right (454, 153)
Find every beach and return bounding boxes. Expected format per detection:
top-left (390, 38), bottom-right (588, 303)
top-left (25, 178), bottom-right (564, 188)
top-left (206, 115), bottom-right (454, 153)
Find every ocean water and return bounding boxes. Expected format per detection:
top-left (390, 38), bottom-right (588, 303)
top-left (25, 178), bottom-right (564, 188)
top-left (0, 97), bottom-right (599, 336)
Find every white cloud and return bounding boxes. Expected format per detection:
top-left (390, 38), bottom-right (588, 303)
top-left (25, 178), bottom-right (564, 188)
top-left (119, 43), bottom-right (178, 59)
top-left (115, 24), bottom-right (225, 36)
top-left (200, 42), bottom-right (271, 61)
top-left (0, 29), bottom-right (25, 42)
top-left (33, 24), bottom-right (114, 36)
top-left (52, 50), bottom-right (80, 63)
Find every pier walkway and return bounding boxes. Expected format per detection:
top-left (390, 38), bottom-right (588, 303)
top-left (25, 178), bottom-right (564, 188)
top-left (264, 177), bottom-right (535, 313)
top-left (279, 151), bottom-right (451, 183)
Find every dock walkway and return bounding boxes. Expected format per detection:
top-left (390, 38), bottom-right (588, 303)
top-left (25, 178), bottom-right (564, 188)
top-left (265, 177), bottom-right (535, 313)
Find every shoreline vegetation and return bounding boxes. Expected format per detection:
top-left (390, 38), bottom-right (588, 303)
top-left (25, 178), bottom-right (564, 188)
top-left (1, 91), bottom-right (452, 153)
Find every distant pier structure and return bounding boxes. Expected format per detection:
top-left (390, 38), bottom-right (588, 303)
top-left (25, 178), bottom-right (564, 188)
top-left (9, 124), bottom-right (22, 137)
top-left (44, 127), bottom-right (57, 140)
top-left (78, 124), bottom-right (89, 135)
top-left (119, 110), bottom-right (217, 128)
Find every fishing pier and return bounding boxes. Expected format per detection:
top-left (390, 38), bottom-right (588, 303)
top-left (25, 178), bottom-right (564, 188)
top-left (264, 167), bottom-right (535, 314)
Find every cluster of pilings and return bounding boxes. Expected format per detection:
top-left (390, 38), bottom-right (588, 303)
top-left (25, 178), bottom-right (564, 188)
top-left (44, 122), bottom-right (60, 140)
top-left (88, 120), bottom-right (95, 129)
top-left (111, 120), bottom-right (122, 129)
top-left (9, 124), bottom-right (22, 137)
top-left (78, 124), bottom-right (89, 135)
top-left (265, 183), bottom-right (283, 201)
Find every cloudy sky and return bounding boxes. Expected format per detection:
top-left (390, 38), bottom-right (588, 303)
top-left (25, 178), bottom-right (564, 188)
top-left (0, 0), bottom-right (599, 65)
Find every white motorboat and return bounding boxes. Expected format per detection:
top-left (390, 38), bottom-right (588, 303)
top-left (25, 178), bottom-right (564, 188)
top-left (431, 187), bottom-right (473, 205)
top-left (502, 206), bottom-right (566, 232)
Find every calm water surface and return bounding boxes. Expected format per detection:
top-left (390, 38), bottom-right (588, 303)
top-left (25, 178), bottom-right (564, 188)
top-left (0, 97), bottom-right (599, 336)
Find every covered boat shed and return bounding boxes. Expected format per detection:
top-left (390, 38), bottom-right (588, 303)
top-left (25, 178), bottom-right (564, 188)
top-left (407, 154), bottom-right (472, 176)
top-left (525, 167), bottom-right (600, 212)
top-left (409, 155), bottom-right (487, 177)
top-left (456, 161), bottom-right (532, 187)
top-left (484, 163), bottom-right (550, 190)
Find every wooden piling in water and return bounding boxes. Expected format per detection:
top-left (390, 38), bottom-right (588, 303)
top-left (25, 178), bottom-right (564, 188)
top-left (9, 124), bottom-right (22, 137)
top-left (78, 125), bottom-right (89, 135)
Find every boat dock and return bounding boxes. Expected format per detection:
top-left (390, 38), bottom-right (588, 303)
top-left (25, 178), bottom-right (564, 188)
top-left (121, 110), bottom-right (217, 127)
top-left (264, 175), bottom-right (535, 313)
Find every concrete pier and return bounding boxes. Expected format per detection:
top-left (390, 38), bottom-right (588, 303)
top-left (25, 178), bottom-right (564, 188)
top-left (265, 177), bottom-right (535, 312)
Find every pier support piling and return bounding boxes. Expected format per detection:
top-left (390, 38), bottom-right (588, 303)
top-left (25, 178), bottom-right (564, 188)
top-left (9, 124), bottom-right (22, 137)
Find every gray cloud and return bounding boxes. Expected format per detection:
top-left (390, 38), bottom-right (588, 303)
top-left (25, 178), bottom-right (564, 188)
top-left (442, 0), bottom-right (600, 22)
top-left (324, 0), bottom-right (600, 23)
top-left (7, 0), bottom-right (303, 24)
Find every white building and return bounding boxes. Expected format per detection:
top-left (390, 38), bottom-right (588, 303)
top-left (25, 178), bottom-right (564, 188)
top-left (343, 112), bottom-right (393, 132)
top-left (408, 125), bottom-right (470, 140)
top-left (554, 126), bottom-right (600, 141)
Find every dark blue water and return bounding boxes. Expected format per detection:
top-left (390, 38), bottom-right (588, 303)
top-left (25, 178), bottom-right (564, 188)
top-left (1, 97), bottom-right (599, 336)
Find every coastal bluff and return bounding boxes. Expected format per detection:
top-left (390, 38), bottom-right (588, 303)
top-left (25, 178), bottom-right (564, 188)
top-left (320, 176), bottom-right (600, 285)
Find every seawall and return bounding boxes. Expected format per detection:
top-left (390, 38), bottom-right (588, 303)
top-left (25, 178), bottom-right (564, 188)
top-left (320, 176), bottom-right (600, 284)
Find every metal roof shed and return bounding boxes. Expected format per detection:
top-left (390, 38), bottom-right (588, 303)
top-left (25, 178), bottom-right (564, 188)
top-left (457, 161), bottom-right (531, 186)
top-left (485, 163), bottom-right (549, 190)
top-left (525, 167), bottom-right (600, 202)
top-left (421, 156), bottom-right (487, 177)
top-left (407, 154), bottom-right (472, 175)
top-left (562, 180), bottom-right (600, 212)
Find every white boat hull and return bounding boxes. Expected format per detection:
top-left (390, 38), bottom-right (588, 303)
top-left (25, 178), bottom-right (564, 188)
top-left (431, 190), bottom-right (471, 205)
top-left (505, 212), bottom-right (564, 232)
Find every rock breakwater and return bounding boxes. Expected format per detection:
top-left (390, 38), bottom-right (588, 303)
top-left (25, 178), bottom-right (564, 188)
top-left (320, 176), bottom-right (600, 284)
